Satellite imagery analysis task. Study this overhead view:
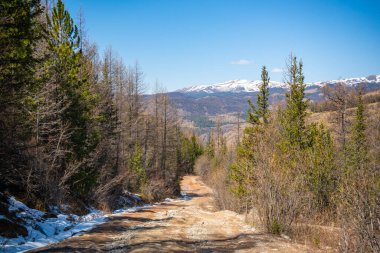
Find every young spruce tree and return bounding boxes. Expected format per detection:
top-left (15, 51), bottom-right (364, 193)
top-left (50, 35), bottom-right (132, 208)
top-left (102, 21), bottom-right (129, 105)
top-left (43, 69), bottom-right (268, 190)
top-left (230, 66), bottom-right (271, 202)
top-left (347, 87), bottom-right (367, 171)
top-left (282, 55), bottom-right (308, 149)
top-left (247, 66), bottom-right (270, 125)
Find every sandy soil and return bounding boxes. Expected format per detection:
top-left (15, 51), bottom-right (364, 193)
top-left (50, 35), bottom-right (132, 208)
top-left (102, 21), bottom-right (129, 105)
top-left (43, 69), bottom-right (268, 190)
top-left (28, 176), bottom-right (327, 252)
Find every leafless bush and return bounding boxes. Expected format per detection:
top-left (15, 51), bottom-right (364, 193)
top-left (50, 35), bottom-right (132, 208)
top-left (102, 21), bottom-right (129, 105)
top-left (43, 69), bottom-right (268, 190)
top-left (194, 153), bottom-right (241, 212)
top-left (256, 168), bottom-right (308, 234)
top-left (141, 178), bottom-right (177, 202)
top-left (210, 164), bottom-right (241, 212)
top-left (251, 124), bottom-right (310, 234)
top-left (94, 173), bottom-right (131, 212)
top-left (338, 171), bottom-right (380, 253)
top-left (194, 155), bottom-right (211, 180)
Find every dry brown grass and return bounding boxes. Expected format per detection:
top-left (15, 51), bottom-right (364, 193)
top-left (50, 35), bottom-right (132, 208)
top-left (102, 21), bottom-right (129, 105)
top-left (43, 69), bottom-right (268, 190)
top-left (194, 154), bottom-right (241, 212)
top-left (306, 102), bottom-right (380, 146)
top-left (290, 223), bottom-right (341, 250)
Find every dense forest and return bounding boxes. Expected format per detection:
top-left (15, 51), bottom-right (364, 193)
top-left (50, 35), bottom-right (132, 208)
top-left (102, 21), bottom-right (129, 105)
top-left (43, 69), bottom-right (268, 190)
top-left (0, 0), bottom-right (202, 213)
top-left (197, 58), bottom-right (380, 252)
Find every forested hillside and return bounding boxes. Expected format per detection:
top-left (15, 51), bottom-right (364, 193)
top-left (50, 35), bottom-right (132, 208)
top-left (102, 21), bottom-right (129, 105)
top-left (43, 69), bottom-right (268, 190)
top-left (0, 0), bottom-right (202, 215)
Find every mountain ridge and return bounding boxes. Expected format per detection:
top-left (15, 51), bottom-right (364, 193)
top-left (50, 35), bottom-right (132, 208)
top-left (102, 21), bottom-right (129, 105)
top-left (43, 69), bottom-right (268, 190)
top-left (176, 74), bottom-right (380, 94)
top-left (166, 74), bottom-right (380, 119)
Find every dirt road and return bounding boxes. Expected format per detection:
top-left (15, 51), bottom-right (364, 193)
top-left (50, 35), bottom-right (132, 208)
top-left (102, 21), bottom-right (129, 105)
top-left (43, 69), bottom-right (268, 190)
top-left (29, 176), bottom-right (322, 252)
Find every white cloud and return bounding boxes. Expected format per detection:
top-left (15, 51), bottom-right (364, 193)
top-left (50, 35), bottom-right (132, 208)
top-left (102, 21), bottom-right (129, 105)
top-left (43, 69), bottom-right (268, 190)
top-left (230, 59), bottom-right (251, 65)
top-left (271, 67), bottom-right (284, 73)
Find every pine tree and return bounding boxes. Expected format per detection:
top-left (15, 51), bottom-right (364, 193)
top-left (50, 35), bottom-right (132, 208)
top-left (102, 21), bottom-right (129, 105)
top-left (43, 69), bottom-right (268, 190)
top-left (231, 66), bottom-right (271, 206)
top-left (347, 87), bottom-right (367, 171)
top-left (229, 126), bottom-right (257, 199)
top-left (247, 66), bottom-right (270, 125)
top-left (190, 135), bottom-right (203, 160)
top-left (257, 66), bottom-right (270, 124)
top-left (307, 123), bottom-right (336, 209)
top-left (46, 0), bottom-right (82, 146)
top-left (205, 131), bottom-right (215, 158)
top-left (129, 143), bottom-right (146, 192)
top-left (46, 0), bottom-right (96, 196)
top-left (282, 55), bottom-right (308, 149)
top-left (178, 134), bottom-right (203, 174)
top-left (339, 88), bottom-right (380, 253)
top-left (0, 0), bottom-right (43, 191)
top-left (0, 0), bottom-right (42, 99)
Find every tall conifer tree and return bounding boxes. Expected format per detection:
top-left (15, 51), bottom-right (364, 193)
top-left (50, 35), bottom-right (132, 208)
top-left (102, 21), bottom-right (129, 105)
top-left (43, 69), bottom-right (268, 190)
top-left (0, 0), bottom-right (43, 190)
top-left (347, 87), bottom-right (367, 171)
top-left (46, 0), bottom-right (96, 196)
top-left (283, 55), bottom-right (308, 149)
top-left (247, 66), bottom-right (270, 125)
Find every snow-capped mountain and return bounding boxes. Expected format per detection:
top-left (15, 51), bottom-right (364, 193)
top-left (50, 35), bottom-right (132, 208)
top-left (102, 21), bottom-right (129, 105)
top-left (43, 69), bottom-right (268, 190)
top-left (313, 74), bottom-right (380, 87)
top-left (177, 75), bottom-right (380, 94)
top-left (177, 80), bottom-right (287, 93)
top-left (166, 74), bottom-right (380, 121)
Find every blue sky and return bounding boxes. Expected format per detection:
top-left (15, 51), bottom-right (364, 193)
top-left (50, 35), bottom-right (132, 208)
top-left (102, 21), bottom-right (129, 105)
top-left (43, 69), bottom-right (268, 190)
top-left (65, 0), bottom-right (380, 92)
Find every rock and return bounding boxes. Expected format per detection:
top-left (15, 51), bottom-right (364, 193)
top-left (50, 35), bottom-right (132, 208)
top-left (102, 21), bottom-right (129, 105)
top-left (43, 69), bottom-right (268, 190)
top-left (66, 215), bottom-right (75, 222)
top-left (42, 212), bottom-right (58, 219)
top-left (33, 223), bottom-right (47, 236)
top-left (0, 219), bottom-right (28, 238)
top-left (0, 193), bottom-right (10, 216)
top-left (281, 234), bottom-right (290, 240)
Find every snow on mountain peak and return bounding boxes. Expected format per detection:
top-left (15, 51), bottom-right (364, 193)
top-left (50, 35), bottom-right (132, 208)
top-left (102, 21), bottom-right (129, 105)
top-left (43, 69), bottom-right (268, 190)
top-left (177, 75), bottom-right (380, 94)
top-left (312, 74), bottom-right (380, 87)
top-left (177, 79), bottom-right (287, 93)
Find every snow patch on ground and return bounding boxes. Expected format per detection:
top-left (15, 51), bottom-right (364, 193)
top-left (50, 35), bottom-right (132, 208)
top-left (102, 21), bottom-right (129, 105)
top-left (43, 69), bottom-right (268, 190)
top-left (180, 191), bottom-right (192, 201)
top-left (0, 195), bottom-right (150, 253)
top-left (0, 191), bottom-right (192, 253)
top-left (113, 204), bottom-right (152, 214)
top-left (0, 197), bottom-right (108, 253)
